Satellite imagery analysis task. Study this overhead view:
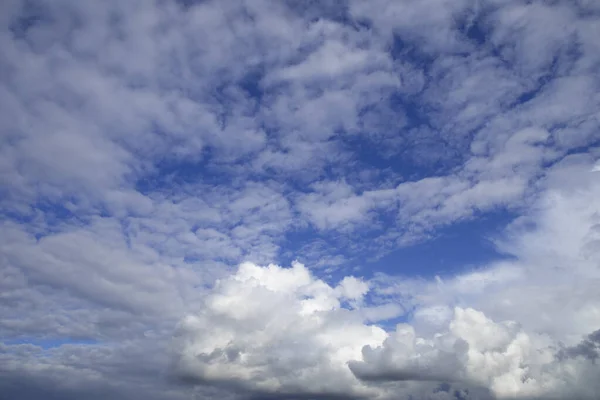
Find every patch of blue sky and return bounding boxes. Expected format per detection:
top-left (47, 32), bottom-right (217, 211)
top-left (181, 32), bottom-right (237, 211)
top-left (278, 207), bottom-right (516, 287)
top-left (364, 209), bottom-right (517, 279)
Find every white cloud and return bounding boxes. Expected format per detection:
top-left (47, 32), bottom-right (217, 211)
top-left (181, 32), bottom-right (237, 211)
top-left (172, 160), bottom-right (599, 397)
top-left (361, 161), bottom-right (600, 397)
top-left (351, 305), bottom-right (600, 399)
top-left (175, 173), bottom-right (600, 400)
top-left (174, 261), bottom-right (386, 398)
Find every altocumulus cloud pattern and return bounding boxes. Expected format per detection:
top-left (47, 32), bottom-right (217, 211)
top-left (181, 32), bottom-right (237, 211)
top-left (1, 1), bottom-right (600, 399)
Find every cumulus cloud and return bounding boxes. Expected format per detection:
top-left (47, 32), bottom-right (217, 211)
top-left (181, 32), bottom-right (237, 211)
top-left (350, 307), bottom-right (600, 399)
top-left (360, 161), bottom-right (600, 398)
top-left (172, 160), bottom-right (600, 399)
top-left (173, 261), bottom-right (386, 398)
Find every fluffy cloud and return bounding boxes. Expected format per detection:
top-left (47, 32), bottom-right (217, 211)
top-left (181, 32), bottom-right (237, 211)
top-left (174, 218), bottom-right (600, 399)
top-left (351, 306), bottom-right (600, 399)
top-left (174, 261), bottom-right (386, 398)
top-left (172, 160), bottom-right (600, 399)
top-left (360, 160), bottom-right (600, 398)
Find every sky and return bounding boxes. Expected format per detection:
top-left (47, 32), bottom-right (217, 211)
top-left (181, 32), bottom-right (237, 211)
top-left (1, 0), bottom-right (600, 399)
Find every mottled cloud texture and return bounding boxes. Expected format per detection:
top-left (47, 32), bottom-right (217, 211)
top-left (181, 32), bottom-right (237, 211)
top-left (1, 0), bottom-right (600, 399)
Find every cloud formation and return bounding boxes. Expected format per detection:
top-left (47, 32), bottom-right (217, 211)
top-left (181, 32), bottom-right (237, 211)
top-left (174, 262), bottom-right (385, 398)
top-left (1, 0), bottom-right (600, 399)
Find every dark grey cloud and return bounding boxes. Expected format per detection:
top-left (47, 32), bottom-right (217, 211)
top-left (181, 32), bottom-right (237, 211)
top-left (558, 329), bottom-right (600, 362)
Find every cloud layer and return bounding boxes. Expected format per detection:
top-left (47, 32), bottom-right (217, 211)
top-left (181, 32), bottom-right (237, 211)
top-left (1, 0), bottom-right (600, 399)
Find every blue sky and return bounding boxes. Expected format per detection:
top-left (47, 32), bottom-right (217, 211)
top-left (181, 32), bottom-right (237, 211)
top-left (1, 1), bottom-right (600, 399)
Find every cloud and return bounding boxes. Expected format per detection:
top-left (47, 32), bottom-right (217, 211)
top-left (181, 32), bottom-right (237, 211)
top-left (173, 183), bottom-right (600, 400)
top-left (359, 161), bottom-right (600, 398)
top-left (1, 0), bottom-right (600, 399)
top-left (349, 306), bottom-right (600, 399)
top-left (559, 329), bottom-right (600, 362)
top-left (172, 158), bottom-right (600, 399)
top-left (173, 261), bottom-right (386, 398)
